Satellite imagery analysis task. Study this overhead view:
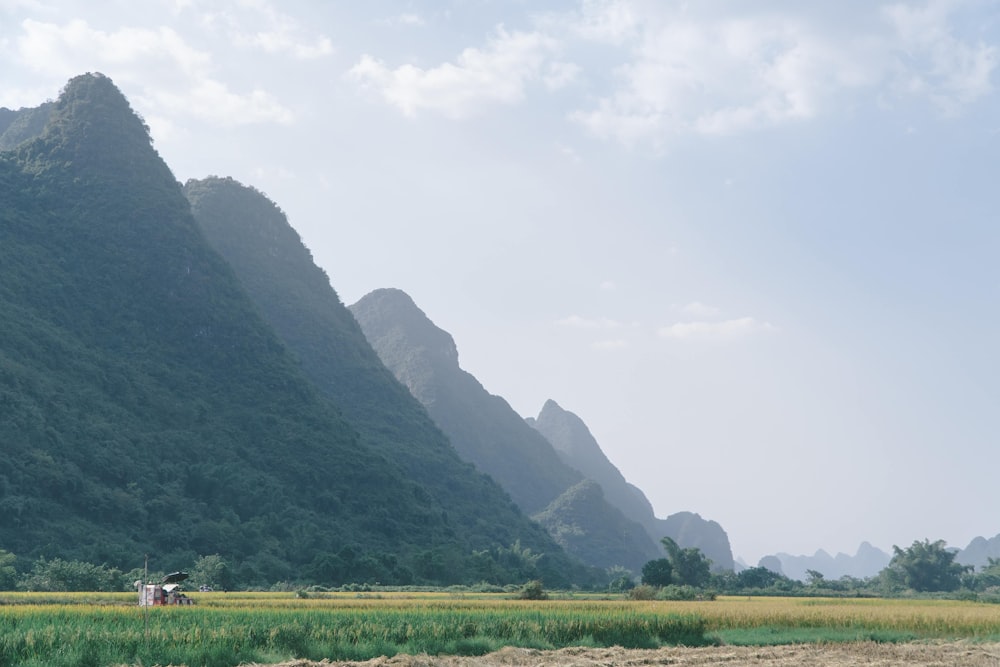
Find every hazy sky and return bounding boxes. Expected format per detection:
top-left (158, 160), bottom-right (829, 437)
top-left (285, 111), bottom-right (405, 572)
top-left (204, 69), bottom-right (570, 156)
top-left (3, 0), bottom-right (999, 565)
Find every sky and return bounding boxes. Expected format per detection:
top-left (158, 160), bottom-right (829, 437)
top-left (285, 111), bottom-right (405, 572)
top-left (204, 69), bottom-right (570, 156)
top-left (2, 0), bottom-right (999, 566)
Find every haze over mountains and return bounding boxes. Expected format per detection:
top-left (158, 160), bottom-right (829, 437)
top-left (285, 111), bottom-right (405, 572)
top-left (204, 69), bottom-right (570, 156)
top-left (757, 535), bottom-right (1000, 582)
top-left (4, 74), bottom-right (996, 582)
top-left (350, 289), bottom-right (734, 572)
top-left (0, 73), bottom-right (733, 584)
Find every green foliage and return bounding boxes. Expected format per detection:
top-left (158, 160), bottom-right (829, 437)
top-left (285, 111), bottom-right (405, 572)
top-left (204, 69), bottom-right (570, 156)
top-left (189, 554), bottom-right (232, 591)
top-left (19, 558), bottom-right (121, 592)
top-left (661, 537), bottom-right (712, 587)
top-left (641, 558), bottom-right (673, 587)
top-left (888, 539), bottom-right (970, 593)
top-left (517, 579), bottom-right (549, 600)
top-left (606, 565), bottom-right (635, 592)
top-left (627, 584), bottom-right (659, 600)
top-left (0, 549), bottom-right (17, 590)
top-left (975, 557), bottom-right (1000, 590)
top-left (736, 566), bottom-right (786, 590)
top-left (805, 569), bottom-right (825, 586)
top-left (532, 480), bottom-right (658, 573)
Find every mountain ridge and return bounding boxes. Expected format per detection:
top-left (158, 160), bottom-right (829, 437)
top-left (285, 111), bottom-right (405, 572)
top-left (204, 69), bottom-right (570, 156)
top-left (529, 399), bottom-right (735, 571)
top-left (350, 288), bottom-right (727, 573)
top-left (183, 176), bottom-right (591, 586)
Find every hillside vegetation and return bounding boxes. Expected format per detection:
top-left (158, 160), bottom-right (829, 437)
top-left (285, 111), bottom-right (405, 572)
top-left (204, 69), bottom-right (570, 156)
top-left (0, 73), bottom-right (584, 587)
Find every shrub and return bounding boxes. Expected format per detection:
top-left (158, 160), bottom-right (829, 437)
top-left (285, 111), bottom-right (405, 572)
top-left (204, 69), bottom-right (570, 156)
top-left (628, 584), bottom-right (658, 600)
top-left (518, 580), bottom-right (548, 600)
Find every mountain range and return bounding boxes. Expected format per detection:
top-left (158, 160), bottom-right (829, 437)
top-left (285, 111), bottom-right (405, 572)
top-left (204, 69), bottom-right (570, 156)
top-left (1, 72), bottom-right (732, 586)
top-left (350, 290), bottom-right (734, 572)
top-left (756, 534), bottom-right (1000, 581)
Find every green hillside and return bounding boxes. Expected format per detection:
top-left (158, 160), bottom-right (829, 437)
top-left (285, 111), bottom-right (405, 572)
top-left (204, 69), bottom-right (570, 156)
top-left (0, 73), bottom-right (580, 587)
top-left (183, 176), bottom-right (592, 587)
top-left (533, 480), bottom-right (660, 572)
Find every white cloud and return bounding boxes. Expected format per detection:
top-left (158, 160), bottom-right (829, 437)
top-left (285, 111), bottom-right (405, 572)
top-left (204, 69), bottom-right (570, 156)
top-left (567, 1), bottom-right (996, 147)
top-left (348, 26), bottom-right (558, 118)
top-left (557, 315), bottom-right (622, 329)
top-left (181, 0), bottom-right (334, 60)
top-left (658, 317), bottom-right (777, 342)
top-left (12, 18), bottom-right (294, 126)
top-left (884, 0), bottom-right (998, 112)
top-left (17, 19), bottom-right (210, 76)
top-left (571, 10), bottom-right (880, 146)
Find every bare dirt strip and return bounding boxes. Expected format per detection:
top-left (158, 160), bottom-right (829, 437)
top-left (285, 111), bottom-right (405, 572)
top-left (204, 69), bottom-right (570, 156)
top-left (255, 642), bottom-right (1000, 667)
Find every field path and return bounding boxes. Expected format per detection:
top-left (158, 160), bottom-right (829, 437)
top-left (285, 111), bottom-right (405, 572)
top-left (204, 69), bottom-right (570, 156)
top-left (257, 642), bottom-right (1000, 667)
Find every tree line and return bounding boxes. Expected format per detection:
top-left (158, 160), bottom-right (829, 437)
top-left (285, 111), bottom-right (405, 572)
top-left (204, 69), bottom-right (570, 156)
top-left (626, 537), bottom-right (1000, 600)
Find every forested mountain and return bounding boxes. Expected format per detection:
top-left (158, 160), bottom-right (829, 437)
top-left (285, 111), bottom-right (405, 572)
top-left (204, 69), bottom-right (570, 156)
top-left (0, 103), bottom-right (53, 151)
top-left (350, 289), bottom-right (676, 572)
top-left (533, 480), bottom-right (659, 572)
top-left (183, 176), bottom-right (592, 586)
top-left (0, 73), bottom-right (587, 587)
top-left (529, 400), bottom-right (735, 571)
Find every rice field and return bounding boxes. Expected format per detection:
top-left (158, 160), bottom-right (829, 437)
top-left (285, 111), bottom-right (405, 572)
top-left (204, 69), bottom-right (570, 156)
top-left (1, 591), bottom-right (999, 667)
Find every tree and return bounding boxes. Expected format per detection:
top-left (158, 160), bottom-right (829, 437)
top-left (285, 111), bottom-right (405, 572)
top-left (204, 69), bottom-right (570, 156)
top-left (889, 539), bottom-right (970, 592)
top-left (972, 557), bottom-right (1000, 590)
top-left (641, 558), bottom-right (673, 587)
top-left (19, 558), bottom-right (121, 592)
top-left (805, 569), bottom-right (825, 587)
top-left (736, 566), bottom-right (784, 590)
top-left (607, 565), bottom-right (635, 592)
top-left (0, 549), bottom-right (16, 590)
top-left (189, 554), bottom-right (232, 591)
top-left (661, 537), bottom-right (711, 588)
top-left (518, 580), bottom-right (548, 600)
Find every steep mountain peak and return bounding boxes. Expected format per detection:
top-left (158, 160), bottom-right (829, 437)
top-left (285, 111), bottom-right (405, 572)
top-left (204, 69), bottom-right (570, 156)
top-left (352, 288), bottom-right (460, 370)
top-left (530, 399), bottom-right (735, 571)
top-left (17, 72), bottom-right (170, 187)
top-left (535, 398), bottom-right (603, 461)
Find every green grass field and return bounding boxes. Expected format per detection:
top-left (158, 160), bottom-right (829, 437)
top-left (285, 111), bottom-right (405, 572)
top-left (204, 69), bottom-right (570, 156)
top-left (1, 592), bottom-right (998, 667)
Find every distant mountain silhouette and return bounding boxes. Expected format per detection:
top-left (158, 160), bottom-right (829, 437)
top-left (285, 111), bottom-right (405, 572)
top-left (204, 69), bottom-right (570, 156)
top-left (528, 399), bottom-right (734, 571)
top-left (760, 542), bottom-right (891, 581)
top-left (350, 289), bottom-right (734, 573)
top-left (956, 534), bottom-right (1000, 569)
